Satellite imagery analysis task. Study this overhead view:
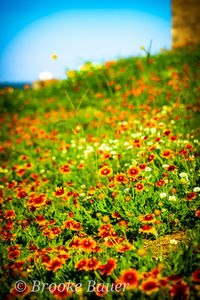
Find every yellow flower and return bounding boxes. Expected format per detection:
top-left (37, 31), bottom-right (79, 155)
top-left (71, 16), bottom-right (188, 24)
top-left (140, 46), bottom-right (145, 50)
top-left (137, 248), bottom-right (147, 257)
top-left (52, 54), bottom-right (57, 60)
top-left (67, 70), bottom-right (75, 78)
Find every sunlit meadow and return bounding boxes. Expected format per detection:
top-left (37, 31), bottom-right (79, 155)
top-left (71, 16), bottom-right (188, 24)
top-left (0, 44), bottom-right (200, 299)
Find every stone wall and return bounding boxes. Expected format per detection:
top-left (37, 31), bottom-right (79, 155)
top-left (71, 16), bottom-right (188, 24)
top-left (172, 0), bottom-right (200, 48)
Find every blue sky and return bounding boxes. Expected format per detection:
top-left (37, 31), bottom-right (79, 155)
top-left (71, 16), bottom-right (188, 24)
top-left (0, 0), bottom-right (171, 82)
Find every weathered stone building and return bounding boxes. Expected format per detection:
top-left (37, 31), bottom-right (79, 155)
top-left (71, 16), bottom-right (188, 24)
top-left (172, 0), bottom-right (200, 48)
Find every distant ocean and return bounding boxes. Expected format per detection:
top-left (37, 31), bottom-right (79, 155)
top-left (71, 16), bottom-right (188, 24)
top-left (0, 82), bottom-right (32, 89)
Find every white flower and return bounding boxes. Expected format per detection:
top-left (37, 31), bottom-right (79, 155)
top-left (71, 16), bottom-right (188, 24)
top-left (150, 128), bottom-right (156, 133)
top-left (145, 167), bottom-right (151, 172)
top-left (110, 151), bottom-right (117, 155)
top-left (179, 173), bottom-right (188, 178)
top-left (169, 196), bottom-right (176, 201)
top-left (160, 193), bottom-right (167, 198)
top-left (170, 239), bottom-right (178, 245)
top-left (193, 187), bottom-right (200, 192)
top-left (179, 173), bottom-right (188, 181)
top-left (162, 164), bottom-right (169, 169)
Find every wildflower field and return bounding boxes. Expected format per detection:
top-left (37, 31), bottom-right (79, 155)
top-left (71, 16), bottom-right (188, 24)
top-left (0, 45), bottom-right (200, 299)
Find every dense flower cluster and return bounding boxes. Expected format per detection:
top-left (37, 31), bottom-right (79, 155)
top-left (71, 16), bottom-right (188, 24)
top-left (0, 45), bottom-right (200, 299)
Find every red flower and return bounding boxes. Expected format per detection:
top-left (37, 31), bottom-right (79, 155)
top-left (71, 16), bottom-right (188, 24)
top-left (85, 258), bottom-right (100, 271)
top-left (77, 163), bottom-right (84, 169)
top-left (170, 136), bottom-right (177, 141)
top-left (139, 224), bottom-right (156, 235)
top-left (50, 227), bottom-right (61, 235)
top-left (35, 215), bottom-right (46, 224)
top-left (98, 224), bottom-right (115, 238)
top-left (128, 167), bottom-right (139, 177)
top-left (64, 220), bottom-right (73, 229)
top-left (41, 255), bottom-right (51, 264)
top-left (178, 148), bottom-right (188, 156)
top-left (45, 257), bottom-right (65, 272)
top-left (95, 283), bottom-right (108, 297)
top-left (186, 144), bottom-right (193, 150)
top-left (32, 194), bottom-right (46, 206)
top-left (156, 179), bottom-right (165, 187)
top-left (139, 164), bottom-right (147, 170)
top-left (8, 250), bottom-right (20, 260)
top-left (140, 279), bottom-right (159, 295)
top-left (54, 187), bottom-right (66, 197)
top-left (195, 211), bottom-right (200, 218)
top-left (192, 270), bottom-right (200, 282)
top-left (99, 258), bottom-right (117, 276)
top-left (170, 281), bottom-right (189, 299)
top-left (115, 173), bottom-right (127, 183)
top-left (80, 237), bottom-right (96, 252)
top-left (117, 244), bottom-right (133, 252)
top-left (10, 260), bottom-right (25, 272)
top-left (159, 278), bottom-right (169, 288)
top-left (112, 212), bottom-right (121, 219)
top-left (135, 183), bottom-right (144, 191)
top-left (167, 165), bottom-right (177, 172)
top-left (11, 284), bottom-right (32, 297)
top-left (185, 193), bottom-right (197, 201)
top-left (52, 284), bottom-right (72, 299)
top-left (69, 236), bottom-right (81, 249)
top-left (16, 168), bottom-right (26, 176)
top-left (60, 165), bottom-right (71, 174)
top-left (163, 130), bottom-right (171, 136)
top-left (119, 268), bottom-right (140, 289)
top-left (99, 166), bottom-right (112, 176)
top-left (161, 149), bottom-right (172, 158)
top-left (75, 258), bottom-right (88, 271)
top-left (4, 210), bottom-right (15, 219)
top-left (141, 214), bottom-right (156, 223)
top-left (148, 154), bottom-right (155, 162)
top-left (71, 222), bottom-right (82, 231)
top-left (8, 245), bottom-right (20, 252)
top-left (17, 190), bottom-right (28, 199)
